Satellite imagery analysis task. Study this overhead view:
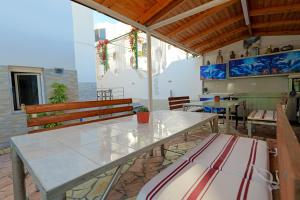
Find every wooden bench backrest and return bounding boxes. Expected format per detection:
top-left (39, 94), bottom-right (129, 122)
top-left (168, 96), bottom-right (190, 110)
top-left (276, 104), bottom-right (300, 200)
top-left (25, 98), bottom-right (133, 133)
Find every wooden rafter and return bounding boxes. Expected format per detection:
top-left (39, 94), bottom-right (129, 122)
top-left (250, 3), bottom-right (300, 16)
top-left (201, 34), bottom-right (249, 53)
top-left (144, 0), bottom-right (186, 25)
top-left (101, 0), bottom-right (116, 8)
top-left (255, 30), bottom-right (300, 36)
top-left (193, 26), bottom-right (248, 50)
top-left (252, 19), bottom-right (300, 29)
top-left (167, 0), bottom-right (238, 37)
top-left (137, 0), bottom-right (173, 24)
top-left (183, 15), bottom-right (244, 46)
top-left (149, 0), bottom-right (231, 30)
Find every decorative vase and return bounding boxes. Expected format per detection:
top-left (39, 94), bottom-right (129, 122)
top-left (137, 112), bottom-right (150, 123)
top-left (214, 96), bottom-right (220, 103)
top-left (216, 50), bottom-right (223, 64)
top-left (229, 51), bottom-right (236, 59)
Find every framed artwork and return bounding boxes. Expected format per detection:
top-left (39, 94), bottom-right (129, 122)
top-left (200, 64), bottom-right (226, 80)
top-left (229, 50), bottom-right (300, 78)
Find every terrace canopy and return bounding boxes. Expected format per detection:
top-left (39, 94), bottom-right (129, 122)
top-left (72, 0), bottom-right (300, 109)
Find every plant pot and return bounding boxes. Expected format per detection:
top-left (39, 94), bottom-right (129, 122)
top-left (137, 112), bottom-right (150, 123)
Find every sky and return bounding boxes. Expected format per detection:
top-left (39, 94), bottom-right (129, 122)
top-left (93, 11), bottom-right (119, 25)
top-left (93, 11), bottom-right (132, 40)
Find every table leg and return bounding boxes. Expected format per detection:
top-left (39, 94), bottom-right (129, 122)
top-left (248, 121), bottom-right (252, 137)
top-left (11, 147), bottom-right (26, 200)
top-left (160, 144), bottom-right (165, 157)
top-left (101, 165), bottom-right (124, 200)
top-left (225, 107), bottom-right (230, 133)
top-left (212, 117), bottom-right (219, 133)
top-left (243, 101), bottom-right (246, 128)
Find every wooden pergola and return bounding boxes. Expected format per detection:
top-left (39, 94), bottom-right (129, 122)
top-left (72, 0), bottom-right (300, 110)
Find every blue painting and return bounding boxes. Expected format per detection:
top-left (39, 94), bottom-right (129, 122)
top-left (271, 51), bottom-right (300, 74)
top-left (200, 64), bottom-right (226, 80)
top-left (229, 50), bottom-right (300, 77)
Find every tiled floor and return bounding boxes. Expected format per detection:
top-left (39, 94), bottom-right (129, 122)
top-left (0, 121), bottom-right (299, 200)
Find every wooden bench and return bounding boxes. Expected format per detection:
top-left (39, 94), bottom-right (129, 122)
top-left (137, 104), bottom-right (300, 200)
top-left (248, 109), bottom-right (277, 136)
top-left (25, 98), bottom-right (133, 133)
top-left (168, 96), bottom-right (202, 112)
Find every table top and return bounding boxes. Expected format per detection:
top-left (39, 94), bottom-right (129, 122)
top-left (184, 100), bottom-right (242, 108)
top-left (10, 110), bottom-right (217, 194)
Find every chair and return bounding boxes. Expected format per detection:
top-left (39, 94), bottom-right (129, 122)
top-left (168, 96), bottom-right (202, 112)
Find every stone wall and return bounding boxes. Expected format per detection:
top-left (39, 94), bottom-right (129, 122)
top-left (78, 82), bottom-right (97, 101)
top-left (0, 66), bottom-right (79, 146)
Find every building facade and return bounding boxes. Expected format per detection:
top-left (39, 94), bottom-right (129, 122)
top-left (0, 0), bottom-right (95, 146)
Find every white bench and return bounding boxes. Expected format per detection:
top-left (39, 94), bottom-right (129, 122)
top-left (137, 134), bottom-right (273, 200)
top-left (247, 110), bottom-right (277, 137)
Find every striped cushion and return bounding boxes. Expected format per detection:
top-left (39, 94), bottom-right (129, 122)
top-left (248, 110), bottom-right (277, 121)
top-left (137, 134), bottom-right (271, 200)
top-left (138, 155), bottom-right (271, 200)
top-left (184, 134), bottom-right (269, 183)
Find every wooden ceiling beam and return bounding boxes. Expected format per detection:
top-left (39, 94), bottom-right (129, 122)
top-left (192, 26), bottom-right (248, 50)
top-left (254, 30), bottom-right (300, 36)
top-left (240, 0), bottom-right (252, 35)
top-left (149, 0), bottom-right (231, 30)
top-left (144, 0), bottom-right (186, 25)
top-left (201, 34), bottom-right (249, 53)
top-left (167, 0), bottom-right (238, 37)
top-left (250, 3), bottom-right (300, 16)
top-left (183, 15), bottom-right (244, 46)
top-left (252, 19), bottom-right (300, 29)
top-left (137, 0), bottom-right (173, 24)
top-left (101, 0), bottom-right (116, 8)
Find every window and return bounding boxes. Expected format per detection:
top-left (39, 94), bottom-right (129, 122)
top-left (11, 72), bottom-right (43, 110)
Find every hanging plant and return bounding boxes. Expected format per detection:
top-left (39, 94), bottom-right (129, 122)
top-left (97, 39), bottom-right (109, 72)
top-left (129, 27), bottom-right (138, 69)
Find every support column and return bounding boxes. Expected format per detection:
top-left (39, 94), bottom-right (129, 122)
top-left (147, 31), bottom-right (153, 111)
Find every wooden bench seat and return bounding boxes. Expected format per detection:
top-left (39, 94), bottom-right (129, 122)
top-left (247, 109), bottom-right (277, 136)
top-left (25, 98), bottom-right (134, 133)
top-left (138, 104), bottom-right (300, 200)
top-left (168, 96), bottom-right (202, 112)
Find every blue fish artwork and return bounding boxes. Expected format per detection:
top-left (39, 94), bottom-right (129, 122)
top-left (229, 50), bottom-right (300, 77)
top-left (200, 64), bottom-right (226, 80)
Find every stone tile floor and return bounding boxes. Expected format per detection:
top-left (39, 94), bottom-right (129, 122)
top-left (1, 121), bottom-right (299, 200)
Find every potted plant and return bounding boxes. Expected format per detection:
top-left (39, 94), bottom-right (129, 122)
top-left (136, 106), bottom-right (150, 123)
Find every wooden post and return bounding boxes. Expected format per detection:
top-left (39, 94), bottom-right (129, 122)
top-left (147, 31), bottom-right (153, 111)
top-left (11, 147), bottom-right (26, 200)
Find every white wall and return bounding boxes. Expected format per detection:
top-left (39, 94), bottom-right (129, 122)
top-left (0, 0), bottom-right (75, 69)
top-left (99, 57), bottom-right (203, 100)
top-left (201, 35), bottom-right (300, 96)
top-left (72, 2), bottom-right (96, 83)
top-left (204, 35), bottom-right (300, 64)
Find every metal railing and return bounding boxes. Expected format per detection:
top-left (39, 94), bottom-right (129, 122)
top-left (97, 87), bottom-right (124, 100)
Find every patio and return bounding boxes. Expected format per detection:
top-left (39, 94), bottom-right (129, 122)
top-left (2, 120), bottom-right (300, 200)
top-left (1, 0), bottom-right (300, 200)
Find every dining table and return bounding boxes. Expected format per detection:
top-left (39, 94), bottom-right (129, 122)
top-left (10, 110), bottom-right (218, 200)
top-left (183, 100), bottom-right (246, 133)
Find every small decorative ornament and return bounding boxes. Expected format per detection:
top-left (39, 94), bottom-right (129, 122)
top-left (265, 45), bottom-right (273, 54)
top-left (230, 51), bottom-right (236, 59)
top-left (216, 50), bottom-right (223, 64)
top-left (207, 60), bottom-right (211, 65)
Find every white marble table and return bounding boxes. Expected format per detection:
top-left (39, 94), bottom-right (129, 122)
top-left (10, 110), bottom-right (218, 200)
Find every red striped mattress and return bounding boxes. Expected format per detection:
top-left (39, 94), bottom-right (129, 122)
top-left (137, 134), bottom-right (271, 200)
top-left (248, 110), bottom-right (277, 121)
